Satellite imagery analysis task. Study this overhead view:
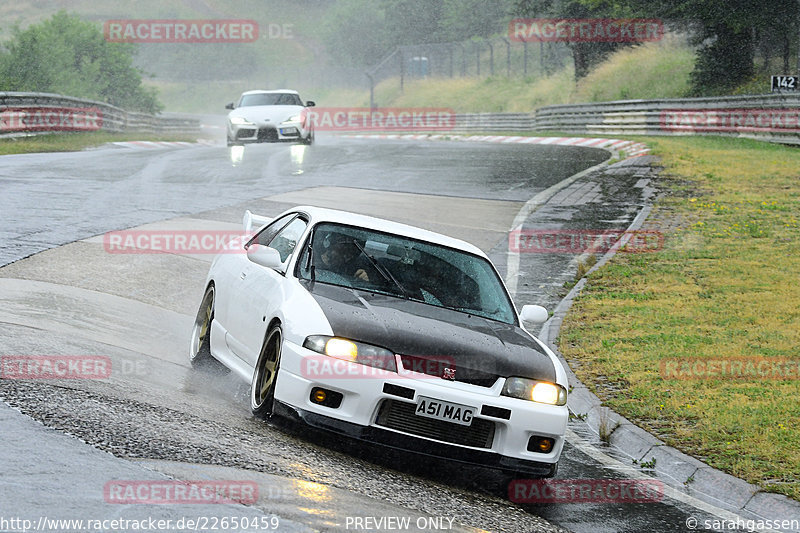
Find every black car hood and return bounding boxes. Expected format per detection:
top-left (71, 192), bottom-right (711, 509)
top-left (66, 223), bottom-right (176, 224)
top-left (304, 281), bottom-right (556, 385)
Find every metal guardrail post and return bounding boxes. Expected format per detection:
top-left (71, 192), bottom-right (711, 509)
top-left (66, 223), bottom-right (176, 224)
top-left (500, 37), bottom-right (511, 78)
top-left (487, 41), bottom-right (494, 76)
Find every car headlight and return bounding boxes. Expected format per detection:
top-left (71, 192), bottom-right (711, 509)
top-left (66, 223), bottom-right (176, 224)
top-left (282, 114), bottom-right (302, 124)
top-left (502, 377), bottom-right (567, 405)
top-left (229, 116), bottom-right (254, 125)
top-left (303, 335), bottom-right (397, 372)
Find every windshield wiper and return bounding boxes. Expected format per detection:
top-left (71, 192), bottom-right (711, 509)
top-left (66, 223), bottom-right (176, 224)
top-left (351, 239), bottom-right (411, 299)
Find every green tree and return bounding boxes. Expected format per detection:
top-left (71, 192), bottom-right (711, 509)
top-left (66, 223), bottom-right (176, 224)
top-left (440, 0), bottom-right (514, 41)
top-left (583, 0), bottom-right (800, 95)
top-left (0, 12), bottom-right (161, 113)
top-left (380, 0), bottom-right (447, 46)
top-left (321, 0), bottom-right (393, 66)
top-left (512, 0), bottom-right (627, 79)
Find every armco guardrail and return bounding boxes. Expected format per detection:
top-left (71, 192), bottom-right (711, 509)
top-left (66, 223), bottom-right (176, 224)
top-left (452, 112), bottom-right (535, 133)
top-left (533, 94), bottom-right (800, 145)
top-left (350, 95), bottom-right (799, 144)
top-left (0, 92), bottom-right (200, 137)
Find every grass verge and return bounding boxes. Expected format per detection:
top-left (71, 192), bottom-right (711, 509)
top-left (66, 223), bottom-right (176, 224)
top-left (559, 136), bottom-right (800, 500)
top-left (0, 132), bottom-right (200, 156)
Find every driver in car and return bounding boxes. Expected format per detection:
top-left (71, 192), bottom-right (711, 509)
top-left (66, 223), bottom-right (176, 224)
top-left (318, 233), bottom-right (371, 282)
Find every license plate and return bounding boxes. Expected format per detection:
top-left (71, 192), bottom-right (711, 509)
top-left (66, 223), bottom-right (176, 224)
top-left (415, 396), bottom-right (475, 426)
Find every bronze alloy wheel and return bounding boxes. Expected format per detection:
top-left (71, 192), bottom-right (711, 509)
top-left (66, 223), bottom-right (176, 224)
top-left (189, 284), bottom-right (214, 365)
top-left (251, 325), bottom-right (282, 419)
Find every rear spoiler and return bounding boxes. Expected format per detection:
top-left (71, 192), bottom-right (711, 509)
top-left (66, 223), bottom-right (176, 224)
top-left (242, 210), bottom-right (272, 232)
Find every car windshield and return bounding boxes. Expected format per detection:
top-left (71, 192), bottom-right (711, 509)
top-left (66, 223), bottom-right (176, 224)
top-left (297, 222), bottom-right (517, 325)
top-left (238, 93), bottom-right (302, 107)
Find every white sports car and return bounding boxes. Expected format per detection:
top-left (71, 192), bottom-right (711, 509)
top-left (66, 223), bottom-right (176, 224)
top-left (190, 206), bottom-right (568, 478)
top-left (225, 90), bottom-right (315, 146)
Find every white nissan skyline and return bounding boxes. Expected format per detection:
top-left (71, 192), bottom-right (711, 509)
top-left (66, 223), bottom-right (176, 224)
top-left (189, 206), bottom-right (569, 478)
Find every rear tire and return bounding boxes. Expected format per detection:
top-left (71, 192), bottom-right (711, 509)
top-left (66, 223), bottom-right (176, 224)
top-left (251, 325), bottom-right (282, 419)
top-left (189, 285), bottom-right (215, 366)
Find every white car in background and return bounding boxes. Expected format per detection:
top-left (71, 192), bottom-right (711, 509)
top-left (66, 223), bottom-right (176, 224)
top-left (190, 206), bottom-right (568, 478)
top-left (225, 89), bottom-right (315, 146)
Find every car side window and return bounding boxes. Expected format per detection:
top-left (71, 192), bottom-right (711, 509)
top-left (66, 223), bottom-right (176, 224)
top-left (247, 214), bottom-right (295, 249)
top-left (268, 217), bottom-right (308, 263)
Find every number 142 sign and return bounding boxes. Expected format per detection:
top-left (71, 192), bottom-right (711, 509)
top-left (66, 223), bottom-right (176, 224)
top-left (772, 75), bottom-right (799, 92)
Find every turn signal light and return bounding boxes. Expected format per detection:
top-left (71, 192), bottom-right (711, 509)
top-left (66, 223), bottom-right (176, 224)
top-left (309, 387), bottom-right (343, 408)
top-left (527, 436), bottom-right (555, 454)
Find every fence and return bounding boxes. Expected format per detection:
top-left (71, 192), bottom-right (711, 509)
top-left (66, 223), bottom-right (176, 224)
top-left (0, 92), bottom-right (201, 137)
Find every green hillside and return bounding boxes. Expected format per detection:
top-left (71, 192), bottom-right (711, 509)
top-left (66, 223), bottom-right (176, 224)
top-left (323, 35), bottom-right (697, 112)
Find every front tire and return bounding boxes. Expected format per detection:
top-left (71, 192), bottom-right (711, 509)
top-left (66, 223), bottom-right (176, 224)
top-left (251, 324), bottom-right (282, 419)
top-left (189, 284), bottom-right (215, 366)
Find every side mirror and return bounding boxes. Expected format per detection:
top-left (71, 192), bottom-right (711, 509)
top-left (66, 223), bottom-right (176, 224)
top-left (225, 102), bottom-right (235, 110)
top-left (520, 305), bottom-right (549, 324)
top-left (247, 245), bottom-right (283, 270)
top-left (305, 101), bottom-right (316, 107)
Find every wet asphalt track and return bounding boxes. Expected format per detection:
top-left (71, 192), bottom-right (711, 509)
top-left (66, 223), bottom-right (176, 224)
top-left (0, 135), bottom-right (745, 532)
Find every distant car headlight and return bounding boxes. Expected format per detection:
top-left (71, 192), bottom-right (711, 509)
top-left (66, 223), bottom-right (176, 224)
top-left (303, 335), bottom-right (397, 372)
top-left (502, 377), bottom-right (567, 405)
top-left (229, 116), bottom-right (254, 125)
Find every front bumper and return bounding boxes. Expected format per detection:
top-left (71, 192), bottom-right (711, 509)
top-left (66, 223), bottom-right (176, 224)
top-left (273, 338), bottom-right (568, 477)
top-left (228, 122), bottom-right (306, 143)
top-left (274, 401), bottom-right (558, 477)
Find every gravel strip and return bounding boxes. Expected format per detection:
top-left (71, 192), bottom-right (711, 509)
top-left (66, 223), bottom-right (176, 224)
top-left (0, 379), bottom-right (569, 533)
